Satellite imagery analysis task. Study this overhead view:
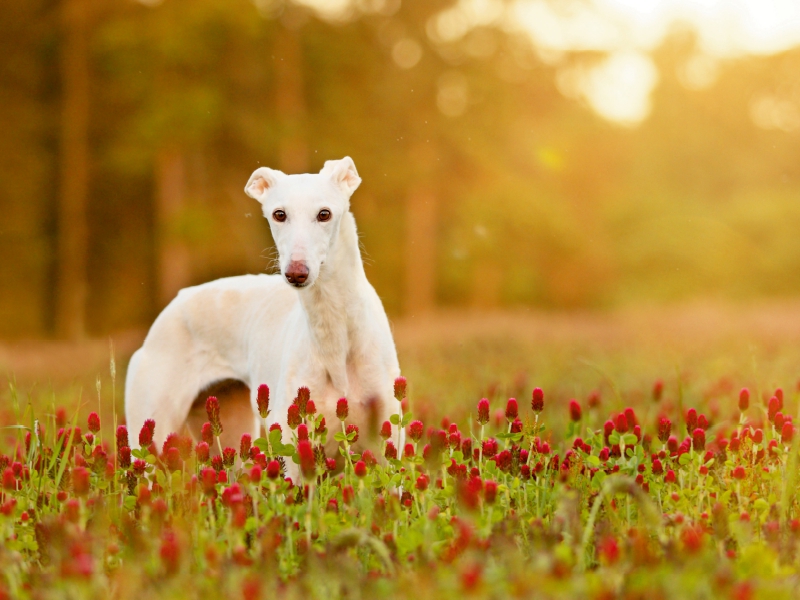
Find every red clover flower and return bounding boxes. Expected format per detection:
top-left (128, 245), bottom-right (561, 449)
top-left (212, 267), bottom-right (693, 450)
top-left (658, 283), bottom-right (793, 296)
top-left (257, 384), bottom-right (270, 418)
top-left (87, 412), bottom-right (100, 434)
top-left (477, 399), bottom-right (490, 425)
top-left (531, 388), bottom-right (544, 413)
top-left (738, 388), bottom-right (749, 412)
top-left (505, 398), bottom-right (518, 421)
top-left (206, 397), bottom-right (223, 437)
top-left (296, 387), bottom-right (310, 416)
top-left (240, 434), bottom-right (252, 461)
top-left (394, 377), bottom-right (407, 401)
top-left (287, 404), bottom-right (301, 429)
top-left (222, 447), bottom-right (236, 468)
top-left (569, 400), bottom-right (582, 422)
top-left (116, 425), bottom-right (128, 450)
top-left (345, 424), bottom-right (359, 444)
top-left (297, 440), bottom-right (315, 478)
top-left (139, 419), bottom-right (155, 447)
top-left (336, 398), bottom-right (349, 421)
top-left (354, 460), bottom-right (367, 478)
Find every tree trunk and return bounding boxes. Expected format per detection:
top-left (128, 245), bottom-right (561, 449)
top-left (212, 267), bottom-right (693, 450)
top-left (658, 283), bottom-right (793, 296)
top-left (274, 24), bottom-right (307, 174)
top-left (470, 258), bottom-right (502, 309)
top-left (403, 186), bottom-right (438, 315)
top-left (156, 148), bottom-right (191, 308)
top-left (55, 0), bottom-right (90, 339)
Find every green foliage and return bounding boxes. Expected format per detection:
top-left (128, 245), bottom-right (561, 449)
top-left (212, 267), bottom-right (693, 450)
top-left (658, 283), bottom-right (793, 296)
top-left (1, 367), bottom-right (800, 598)
top-left (3, 1), bottom-right (800, 337)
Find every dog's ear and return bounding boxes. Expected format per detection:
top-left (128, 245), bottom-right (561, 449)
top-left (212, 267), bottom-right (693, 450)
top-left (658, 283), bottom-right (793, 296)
top-left (244, 167), bottom-right (285, 201)
top-left (320, 157), bottom-right (361, 196)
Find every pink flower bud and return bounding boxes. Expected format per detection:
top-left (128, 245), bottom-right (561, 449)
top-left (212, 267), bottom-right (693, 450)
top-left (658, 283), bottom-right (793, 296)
top-left (385, 441), bottom-right (398, 460)
top-left (72, 466), bottom-right (90, 496)
top-left (116, 425), bottom-right (129, 450)
top-left (738, 388), bottom-right (749, 412)
top-left (531, 388), bottom-right (544, 413)
top-left (195, 442), bottom-right (210, 463)
top-left (298, 440), bottom-right (315, 478)
top-left (484, 480), bottom-right (498, 504)
top-left (408, 420), bottom-right (424, 441)
top-left (768, 397), bottom-right (780, 422)
top-left (394, 377), bottom-right (407, 401)
top-left (685, 408), bottom-right (698, 434)
top-left (256, 384), bottom-right (270, 418)
top-left (667, 436), bottom-right (679, 453)
top-left (297, 424), bottom-right (309, 441)
top-left (345, 424), bottom-right (359, 443)
top-left (477, 399), bottom-right (490, 424)
top-left (336, 398), bottom-right (349, 421)
top-left (139, 419), bottom-right (156, 447)
top-left (87, 412), bottom-right (100, 434)
top-left (287, 404), bottom-right (301, 429)
top-left (295, 387), bottom-right (310, 415)
top-left (505, 398), bottom-right (518, 421)
top-left (692, 428), bottom-right (705, 451)
top-left (354, 460), bottom-right (367, 478)
top-left (624, 407), bottom-right (636, 429)
top-left (222, 447), bottom-right (236, 468)
top-left (569, 400), bottom-right (582, 422)
top-left (266, 460), bottom-right (281, 479)
top-left (201, 422), bottom-right (213, 446)
top-left (118, 446), bottom-right (131, 469)
top-left (239, 434), bottom-right (252, 461)
top-left (166, 447), bottom-right (181, 471)
top-left (362, 449), bottom-right (377, 467)
top-left (206, 397), bottom-right (222, 436)
top-left (782, 422), bottom-right (794, 445)
top-left (657, 416), bottom-right (672, 443)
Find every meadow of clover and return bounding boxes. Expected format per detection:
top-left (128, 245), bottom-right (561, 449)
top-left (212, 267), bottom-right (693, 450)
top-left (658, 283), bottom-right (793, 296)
top-left (2, 318), bottom-right (800, 600)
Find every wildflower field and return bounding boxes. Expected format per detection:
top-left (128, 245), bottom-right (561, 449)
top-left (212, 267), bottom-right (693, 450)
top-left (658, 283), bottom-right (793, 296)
top-left (3, 308), bottom-right (800, 599)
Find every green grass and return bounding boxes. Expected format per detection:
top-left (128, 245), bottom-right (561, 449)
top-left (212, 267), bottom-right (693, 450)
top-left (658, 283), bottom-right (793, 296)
top-left (1, 307), bottom-right (800, 598)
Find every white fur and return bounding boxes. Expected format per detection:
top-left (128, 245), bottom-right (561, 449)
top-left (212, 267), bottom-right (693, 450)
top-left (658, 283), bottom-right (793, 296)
top-left (125, 158), bottom-right (402, 475)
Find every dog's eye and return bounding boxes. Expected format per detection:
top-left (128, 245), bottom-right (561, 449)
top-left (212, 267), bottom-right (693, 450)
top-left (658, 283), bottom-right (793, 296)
top-left (317, 209), bottom-right (331, 222)
top-left (272, 210), bottom-right (286, 222)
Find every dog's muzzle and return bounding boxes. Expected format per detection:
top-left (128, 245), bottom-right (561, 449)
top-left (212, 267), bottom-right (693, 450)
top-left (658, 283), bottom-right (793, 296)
top-left (285, 261), bottom-right (309, 286)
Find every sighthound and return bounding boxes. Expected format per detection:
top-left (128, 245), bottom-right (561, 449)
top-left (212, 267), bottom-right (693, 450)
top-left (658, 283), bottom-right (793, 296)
top-left (125, 157), bottom-right (402, 472)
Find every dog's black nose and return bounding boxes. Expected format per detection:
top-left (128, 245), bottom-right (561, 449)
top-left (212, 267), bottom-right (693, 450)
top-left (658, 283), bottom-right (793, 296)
top-left (285, 262), bottom-right (309, 285)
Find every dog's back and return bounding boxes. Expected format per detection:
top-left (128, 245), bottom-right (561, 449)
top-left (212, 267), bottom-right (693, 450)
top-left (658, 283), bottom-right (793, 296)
top-left (125, 273), bottom-right (298, 446)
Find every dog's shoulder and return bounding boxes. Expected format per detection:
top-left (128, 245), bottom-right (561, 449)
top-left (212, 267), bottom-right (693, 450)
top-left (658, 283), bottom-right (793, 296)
top-left (171, 274), bottom-right (294, 322)
top-left (177, 274), bottom-right (279, 296)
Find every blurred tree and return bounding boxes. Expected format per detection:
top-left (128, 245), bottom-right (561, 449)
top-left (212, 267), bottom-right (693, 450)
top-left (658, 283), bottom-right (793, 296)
top-left (55, 0), bottom-right (90, 339)
top-left (0, 0), bottom-right (58, 338)
top-left (3, 0), bottom-right (800, 340)
top-left (275, 13), bottom-right (308, 173)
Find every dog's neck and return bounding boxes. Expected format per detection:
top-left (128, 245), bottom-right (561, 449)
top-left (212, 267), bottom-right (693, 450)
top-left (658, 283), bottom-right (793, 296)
top-left (297, 211), bottom-right (367, 394)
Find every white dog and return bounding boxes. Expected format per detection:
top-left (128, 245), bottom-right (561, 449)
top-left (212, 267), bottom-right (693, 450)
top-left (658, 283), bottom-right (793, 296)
top-left (124, 157), bottom-right (401, 468)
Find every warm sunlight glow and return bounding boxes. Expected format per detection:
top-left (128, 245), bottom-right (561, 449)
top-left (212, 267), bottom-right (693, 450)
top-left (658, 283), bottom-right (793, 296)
top-left (507, 0), bottom-right (800, 123)
top-left (583, 52), bottom-right (660, 125)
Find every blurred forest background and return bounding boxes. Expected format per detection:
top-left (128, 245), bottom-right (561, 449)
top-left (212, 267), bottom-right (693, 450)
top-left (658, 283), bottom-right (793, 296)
top-left (3, 0), bottom-right (800, 342)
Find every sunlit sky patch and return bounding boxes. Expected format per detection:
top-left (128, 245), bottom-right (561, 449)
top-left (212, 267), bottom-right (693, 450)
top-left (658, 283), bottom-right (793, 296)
top-left (513, 0), bottom-right (800, 57)
top-left (295, 0), bottom-right (800, 124)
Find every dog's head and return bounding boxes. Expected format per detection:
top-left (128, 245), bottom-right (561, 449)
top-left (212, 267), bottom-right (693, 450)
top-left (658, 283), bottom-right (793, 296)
top-left (244, 157), bottom-right (361, 288)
